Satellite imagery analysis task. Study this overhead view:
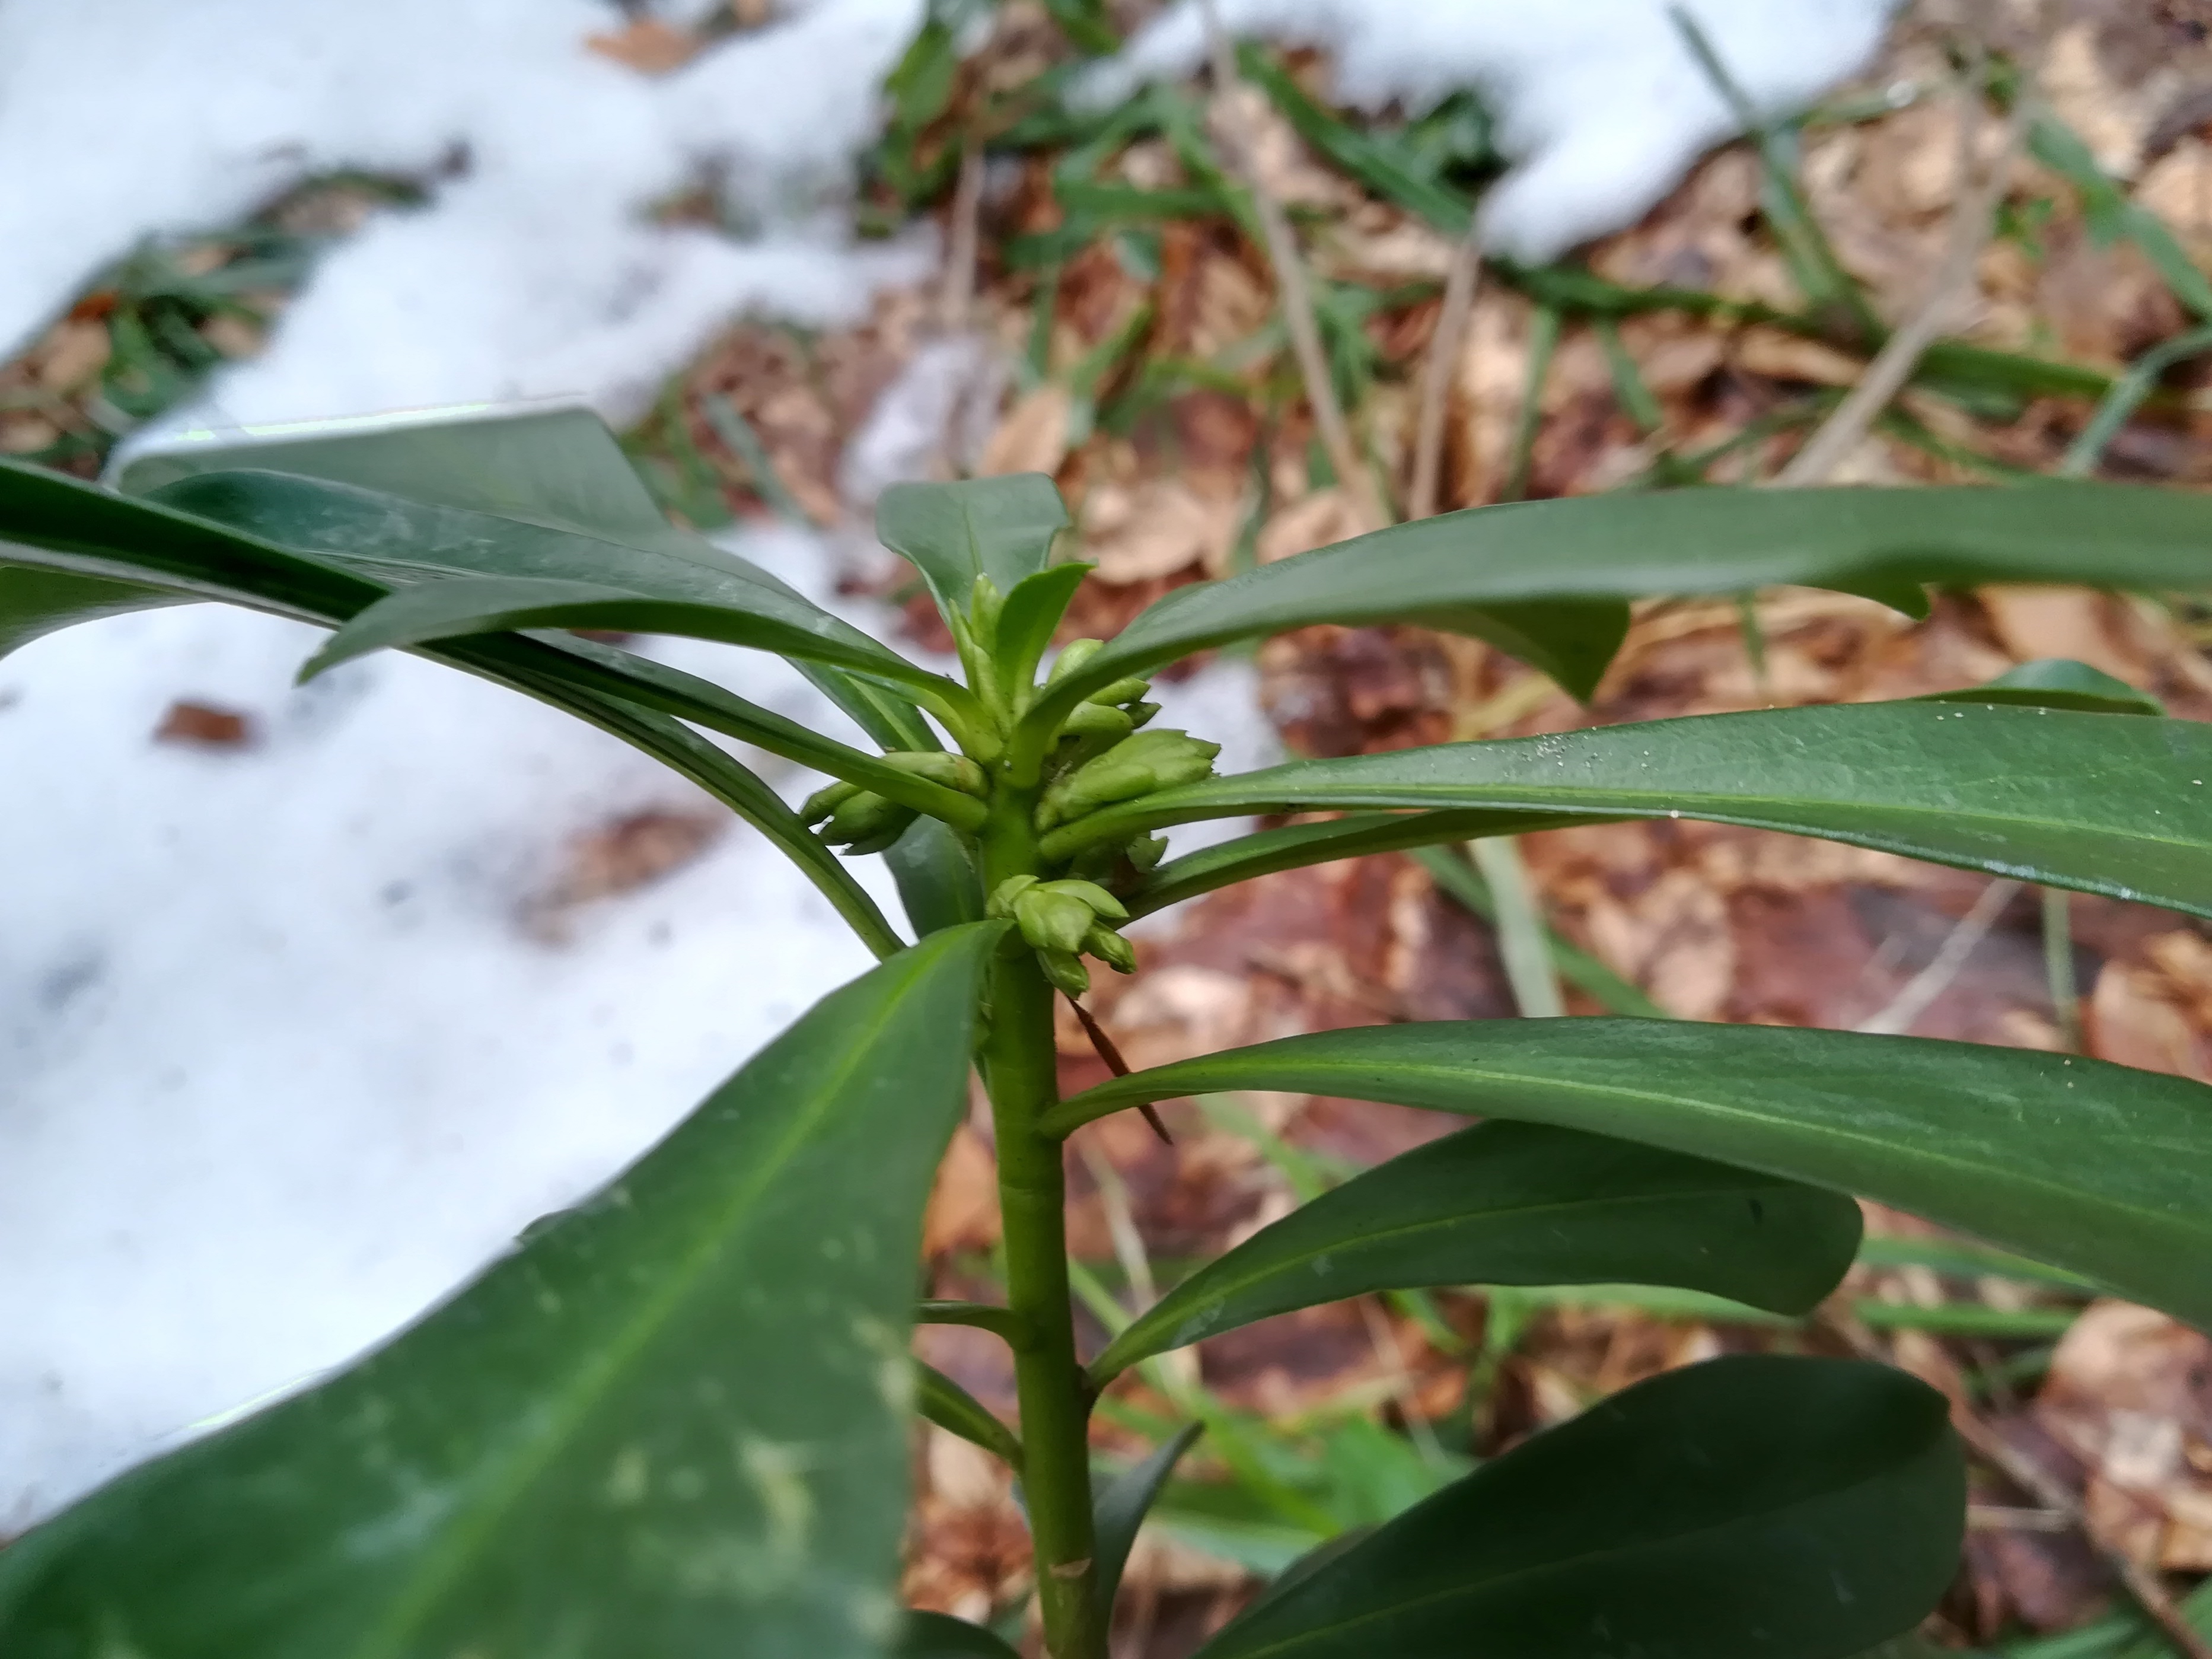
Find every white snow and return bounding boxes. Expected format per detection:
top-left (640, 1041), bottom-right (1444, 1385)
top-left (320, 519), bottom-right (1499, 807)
top-left (1080, 0), bottom-right (1901, 262)
top-left (0, 0), bottom-right (936, 429)
top-left (0, 0), bottom-right (1891, 1529)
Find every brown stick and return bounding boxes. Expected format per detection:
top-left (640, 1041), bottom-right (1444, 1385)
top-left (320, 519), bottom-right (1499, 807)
top-left (1194, 0), bottom-right (1385, 530)
top-left (1408, 225), bottom-right (1483, 522)
top-left (938, 141), bottom-right (986, 335)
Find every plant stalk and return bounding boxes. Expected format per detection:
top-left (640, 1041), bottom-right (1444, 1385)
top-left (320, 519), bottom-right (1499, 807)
top-left (977, 792), bottom-right (1105, 1659)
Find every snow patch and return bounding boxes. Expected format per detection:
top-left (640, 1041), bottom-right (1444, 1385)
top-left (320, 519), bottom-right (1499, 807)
top-left (0, 0), bottom-right (935, 432)
top-left (1079, 0), bottom-right (1900, 260)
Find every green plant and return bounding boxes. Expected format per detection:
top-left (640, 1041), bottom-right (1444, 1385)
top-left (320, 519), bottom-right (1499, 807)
top-left (4, 405), bottom-right (2212, 1657)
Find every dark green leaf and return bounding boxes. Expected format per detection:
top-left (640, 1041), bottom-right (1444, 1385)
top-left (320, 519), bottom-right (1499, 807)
top-left (134, 467), bottom-right (951, 703)
top-left (0, 461), bottom-right (945, 930)
top-left (916, 1361), bottom-right (1024, 1472)
top-left (0, 562), bottom-right (181, 659)
top-left (1193, 1355), bottom-right (1962, 1659)
top-left (122, 407), bottom-right (945, 756)
top-left (1092, 1122), bottom-right (1860, 1381)
top-left (898, 1610), bottom-right (1022, 1658)
top-left (887, 816), bottom-right (986, 937)
top-left (1922, 657), bottom-right (2165, 716)
top-left (294, 568), bottom-right (944, 704)
top-left (1044, 701), bottom-right (2212, 922)
top-left (1023, 482), bottom-right (2212, 730)
top-left (1094, 1424), bottom-right (1203, 1612)
top-left (0, 924), bottom-right (1003, 1655)
top-left (875, 475), bottom-right (1070, 613)
top-left (1044, 1018), bottom-right (2212, 1332)
top-left (994, 562), bottom-right (1091, 695)
top-left (0, 456), bottom-right (384, 620)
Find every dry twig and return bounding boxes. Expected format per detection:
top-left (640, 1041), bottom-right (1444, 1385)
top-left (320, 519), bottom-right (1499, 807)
top-left (1856, 877), bottom-right (2022, 1035)
top-left (937, 142), bottom-right (986, 333)
top-left (1408, 226), bottom-right (1483, 522)
top-left (1195, 0), bottom-right (1385, 529)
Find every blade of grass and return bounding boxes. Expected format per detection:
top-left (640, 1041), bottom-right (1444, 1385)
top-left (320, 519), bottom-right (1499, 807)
top-left (1500, 304), bottom-right (1559, 504)
top-left (1411, 845), bottom-right (1663, 1017)
top-left (1668, 5), bottom-right (1879, 342)
top-left (2058, 321), bottom-right (2212, 477)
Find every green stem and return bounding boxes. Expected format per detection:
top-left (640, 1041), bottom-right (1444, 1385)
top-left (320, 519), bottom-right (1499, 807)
top-left (2042, 886), bottom-right (2082, 1052)
top-left (977, 793), bottom-right (1105, 1659)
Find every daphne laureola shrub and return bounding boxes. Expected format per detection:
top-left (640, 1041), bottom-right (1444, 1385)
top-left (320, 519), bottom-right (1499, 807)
top-left (2, 407), bottom-right (2211, 1658)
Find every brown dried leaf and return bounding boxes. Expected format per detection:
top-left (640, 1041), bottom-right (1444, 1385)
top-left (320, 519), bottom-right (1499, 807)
top-left (923, 1123), bottom-right (1002, 1257)
top-left (1083, 478), bottom-right (1239, 584)
top-left (584, 18), bottom-right (700, 75)
top-left (978, 382), bottom-right (1072, 478)
top-left (2038, 1301), bottom-right (2212, 1570)
top-left (152, 700), bottom-right (256, 749)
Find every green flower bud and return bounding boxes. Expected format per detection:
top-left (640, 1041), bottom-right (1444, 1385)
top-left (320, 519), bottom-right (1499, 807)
top-left (1083, 923), bottom-right (1137, 975)
top-left (820, 790), bottom-right (914, 850)
top-left (1046, 638), bottom-right (1105, 684)
top-left (970, 575), bottom-right (1005, 643)
top-left (986, 874), bottom-right (1041, 918)
top-left (1038, 947), bottom-right (1092, 997)
top-left (1126, 833), bottom-right (1168, 873)
top-left (800, 779), bottom-right (861, 826)
top-left (1036, 730), bottom-right (1221, 829)
top-left (1014, 886), bottom-right (1098, 954)
top-left (880, 750), bottom-right (988, 797)
top-left (1038, 878), bottom-right (1127, 922)
top-left (1061, 701), bottom-right (1134, 740)
top-left (1124, 700), bottom-right (1159, 730)
top-left (1085, 677), bottom-right (1151, 708)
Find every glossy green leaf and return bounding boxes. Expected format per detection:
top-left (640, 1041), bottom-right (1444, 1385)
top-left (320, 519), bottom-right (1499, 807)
top-left (1094, 1423), bottom-right (1203, 1612)
top-left (1922, 656), bottom-right (2164, 716)
top-left (0, 924), bottom-right (1003, 1655)
top-left (1045, 1018), bottom-right (2212, 1332)
top-left (916, 1361), bottom-right (1024, 1472)
top-left (0, 456), bottom-right (384, 620)
top-left (1024, 482), bottom-right (2212, 731)
top-left (875, 475), bottom-right (1070, 613)
top-left (1192, 1355), bottom-right (1962, 1659)
top-left (0, 465), bottom-right (948, 938)
top-left (898, 1611), bottom-right (1022, 1659)
top-left (134, 467), bottom-right (951, 703)
top-left (1091, 1122), bottom-right (1860, 1382)
top-left (122, 407), bottom-right (946, 759)
top-left (1044, 701), bottom-right (2212, 921)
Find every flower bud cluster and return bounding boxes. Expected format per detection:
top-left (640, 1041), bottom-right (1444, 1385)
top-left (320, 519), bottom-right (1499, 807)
top-left (987, 875), bottom-right (1134, 996)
